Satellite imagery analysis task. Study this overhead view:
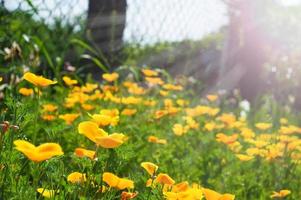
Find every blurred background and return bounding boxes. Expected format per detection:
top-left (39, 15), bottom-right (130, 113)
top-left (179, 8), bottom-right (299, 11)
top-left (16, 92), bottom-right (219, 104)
top-left (1, 0), bottom-right (301, 108)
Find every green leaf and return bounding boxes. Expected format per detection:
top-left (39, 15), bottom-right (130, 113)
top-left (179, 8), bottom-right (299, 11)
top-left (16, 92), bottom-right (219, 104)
top-left (81, 54), bottom-right (108, 72)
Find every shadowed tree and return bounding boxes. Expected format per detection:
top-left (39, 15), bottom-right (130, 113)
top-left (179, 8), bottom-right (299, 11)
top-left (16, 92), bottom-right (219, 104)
top-left (86, 0), bottom-right (127, 74)
top-left (220, 0), bottom-right (268, 102)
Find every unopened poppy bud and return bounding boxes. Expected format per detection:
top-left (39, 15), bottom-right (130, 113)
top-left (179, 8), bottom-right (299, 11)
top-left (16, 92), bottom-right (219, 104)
top-left (10, 125), bottom-right (19, 131)
top-left (0, 121), bottom-right (10, 133)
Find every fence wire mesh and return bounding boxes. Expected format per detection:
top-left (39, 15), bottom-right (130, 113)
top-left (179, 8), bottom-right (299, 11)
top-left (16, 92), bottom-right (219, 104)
top-left (2, 0), bottom-right (227, 44)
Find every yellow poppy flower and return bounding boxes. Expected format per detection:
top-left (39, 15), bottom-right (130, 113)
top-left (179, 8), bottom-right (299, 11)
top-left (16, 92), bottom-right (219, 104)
top-left (14, 140), bottom-right (63, 162)
top-left (145, 77), bottom-right (164, 85)
top-left (142, 69), bottom-right (158, 77)
top-left (141, 162), bottom-right (158, 176)
top-left (235, 154), bottom-right (254, 161)
top-left (144, 100), bottom-right (157, 106)
top-left (270, 190), bottom-right (291, 198)
top-left (172, 181), bottom-right (190, 193)
top-left (216, 133), bottom-right (238, 145)
top-left (164, 186), bottom-right (203, 200)
top-left (100, 109), bottom-right (119, 117)
top-left (41, 114), bottom-right (56, 121)
top-left (23, 72), bottom-right (57, 87)
top-left (67, 172), bottom-right (87, 184)
top-left (154, 110), bottom-right (168, 119)
top-left (19, 87), bottom-right (34, 96)
top-left (218, 113), bottom-right (236, 126)
top-left (280, 118), bottom-right (288, 125)
top-left (148, 136), bottom-right (167, 144)
top-left (159, 90), bottom-right (169, 97)
top-left (78, 121), bottom-right (126, 148)
top-left (59, 113), bottom-right (79, 125)
top-left (255, 123), bottom-right (272, 130)
top-left (102, 72), bottom-right (119, 82)
top-left (121, 191), bottom-right (138, 200)
top-left (81, 103), bottom-right (94, 111)
top-left (63, 76), bottom-right (78, 86)
top-left (78, 121), bottom-right (108, 143)
top-left (121, 108), bottom-right (137, 116)
top-left (121, 96), bottom-right (142, 105)
top-left (91, 114), bottom-right (119, 126)
top-left (75, 148), bottom-right (96, 160)
top-left (128, 85), bottom-right (145, 95)
top-left (42, 104), bottom-right (58, 112)
top-left (207, 94), bottom-right (218, 102)
top-left (155, 173), bottom-right (175, 185)
top-left (95, 133), bottom-right (127, 148)
top-left (172, 124), bottom-right (188, 136)
top-left (102, 172), bottom-right (134, 190)
top-left (202, 188), bottom-right (235, 200)
top-left (162, 84), bottom-right (183, 91)
top-left (37, 188), bottom-right (57, 198)
top-left (123, 81), bottom-right (136, 88)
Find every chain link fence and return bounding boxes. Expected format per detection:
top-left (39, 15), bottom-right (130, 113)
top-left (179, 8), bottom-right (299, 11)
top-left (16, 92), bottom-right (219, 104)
top-left (1, 0), bottom-right (229, 82)
top-left (2, 0), bottom-right (228, 43)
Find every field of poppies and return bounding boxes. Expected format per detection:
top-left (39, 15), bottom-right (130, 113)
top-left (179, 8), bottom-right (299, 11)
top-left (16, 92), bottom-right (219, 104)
top-left (0, 65), bottom-right (300, 199)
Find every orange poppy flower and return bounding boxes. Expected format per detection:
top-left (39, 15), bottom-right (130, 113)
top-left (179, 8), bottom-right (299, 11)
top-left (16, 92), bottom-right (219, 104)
top-left (202, 188), bottom-right (235, 200)
top-left (23, 72), bottom-right (57, 87)
top-left (14, 140), bottom-right (63, 162)
top-left (75, 148), bottom-right (96, 160)
top-left (67, 172), bottom-right (87, 184)
top-left (121, 109), bottom-right (137, 116)
top-left (141, 162), bottom-right (158, 176)
top-left (102, 72), bottom-right (119, 82)
top-left (95, 133), bottom-right (127, 149)
top-left (19, 87), bottom-right (34, 96)
top-left (59, 113), bottom-right (79, 125)
top-left (78, 121), bottom-right (108, 143)
top-left (148, 136), bottom-right (167, 144)
top-left (41, 114), bottom-right (56, 121)
top-left (270, 189), bottom-right (291, 198)
top-left (102, 172), bottom-right (134, 190)
top-left (63, 76), bottom-right (78, 86)
top-left (145, 77), bottom-right (164, 85)
top-left (206, 94), bottom-right (218, 102)
top-left (78, 121), bottom-right (127, 148)
top-left (37, 188), bottom-right (58, 198)
top-left (155, 173), bottom-right (175, 185)
top-left (91, 114), bottom-right (119, 126)
top-left (142, 69), bottom-right (158, 77)
top-left (42, 104), bottom-right (58, 112)
top-left (172, 124), bottom-right (189, 136)
top-left (121, 191), bottom-right (138, 200)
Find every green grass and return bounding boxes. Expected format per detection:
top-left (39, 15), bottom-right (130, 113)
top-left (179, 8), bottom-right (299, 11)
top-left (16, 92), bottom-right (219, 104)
top-left (0, 66), bottom-right (300, 199)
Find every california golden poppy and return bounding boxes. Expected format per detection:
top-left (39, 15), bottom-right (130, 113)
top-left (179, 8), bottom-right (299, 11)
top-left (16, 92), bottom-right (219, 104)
top-left (202, 188), bottom-right (235, 200)
top-left (23, 72), bottom-right (57, 87)
top-left (14, 140), bottom-right (63, 162)
top-left (102, 72), bottom-right (119, 82)
top-left (67, 172), bottom-right (87, 184)
top-left (141, 162), bottom-right (158, 176)
top-left (37, 188), bottom-right (57, 198)
top-left (270, 189), bottom-right (291, 198)
top-left (19, 87), bottom-right (34, 96)
top-left (75, 148), bottom-right (96, 160)
top-left (155, 173), bottom-right (175, 185)
top-left (102, 172), bottom-right (134, 190)
top-left (95, 133), bottom-right (127, 148)
top-left (59, 113), bottom-right (79, 125)
top-left (63, 76), bottom-right (78, 86)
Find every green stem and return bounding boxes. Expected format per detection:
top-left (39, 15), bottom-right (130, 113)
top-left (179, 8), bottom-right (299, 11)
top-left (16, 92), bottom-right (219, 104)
top-left (33, 87), bottom-right (40, 143)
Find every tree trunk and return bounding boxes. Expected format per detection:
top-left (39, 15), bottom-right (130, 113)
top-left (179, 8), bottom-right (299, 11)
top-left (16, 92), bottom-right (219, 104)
top-left (86, 0), bottom-right (127, 75)
top-left (221, 0), bottom-right (267, 102)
